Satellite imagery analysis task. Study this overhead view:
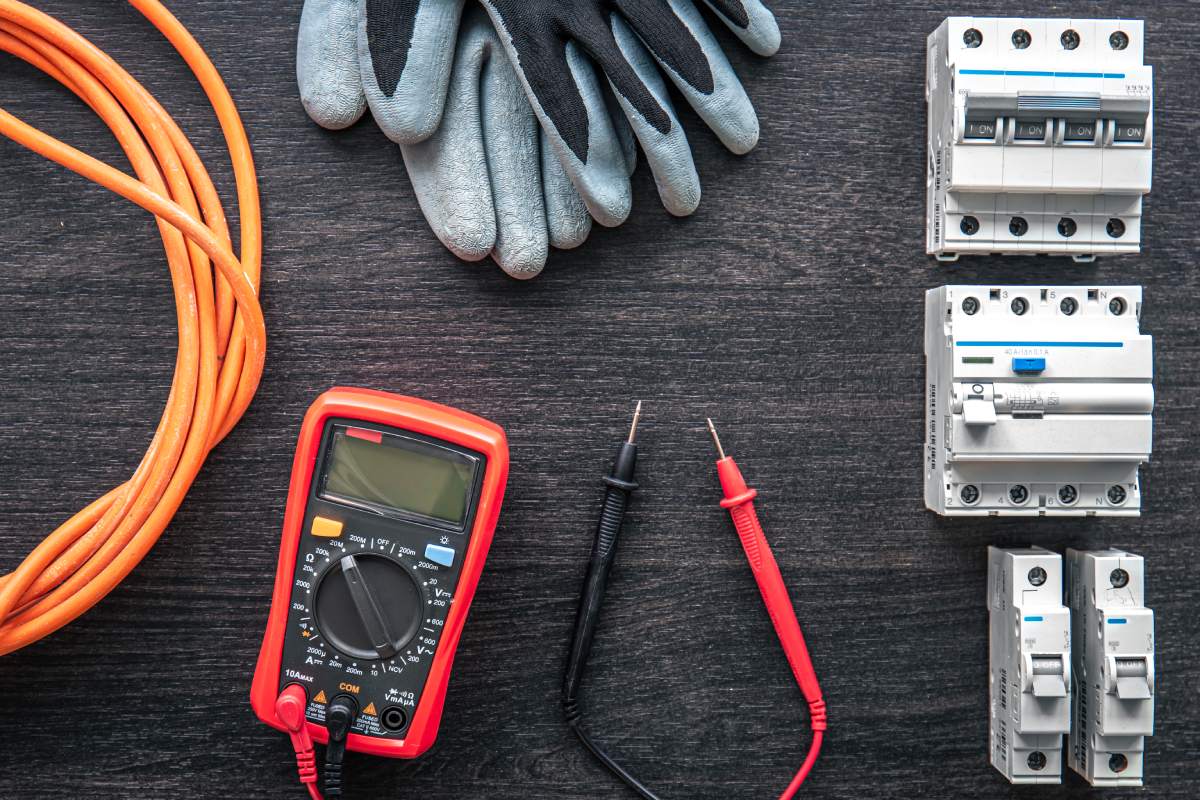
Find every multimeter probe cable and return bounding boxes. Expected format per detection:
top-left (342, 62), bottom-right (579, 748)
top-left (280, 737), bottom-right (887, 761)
top-left (563, 410), bottom-right (825, 799)
top-left (0, 0), bottom-right (265, 654)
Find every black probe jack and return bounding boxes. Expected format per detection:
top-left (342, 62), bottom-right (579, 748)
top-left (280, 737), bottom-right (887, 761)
top-left (324, 695), bottom-right (359, 798)
top-left (562, 402), bottom-right (663, 800)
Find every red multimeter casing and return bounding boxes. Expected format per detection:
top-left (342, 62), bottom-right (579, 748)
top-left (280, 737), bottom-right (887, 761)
top-left (251, 388), bottom-right (508, 758)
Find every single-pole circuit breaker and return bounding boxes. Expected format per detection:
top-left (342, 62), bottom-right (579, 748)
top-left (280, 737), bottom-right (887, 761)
top-left (926, 18), bottom-right (1153, 261)
top-left (988, 547), bottom-right (1071, 784)
top-left (924, 285), bottom-right (1153, 517)
top-left (1067, 549), bottom-right (1155, 787)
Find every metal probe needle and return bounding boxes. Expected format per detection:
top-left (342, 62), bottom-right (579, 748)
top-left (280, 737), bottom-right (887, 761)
top-left (629, 401), bottom-right (643, 443)
top-left (706, 418), bottom-right (726, 460)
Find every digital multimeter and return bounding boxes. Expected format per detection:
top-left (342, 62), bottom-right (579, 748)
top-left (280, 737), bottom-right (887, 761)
top-left (251, 388), bottom-right (508, 759)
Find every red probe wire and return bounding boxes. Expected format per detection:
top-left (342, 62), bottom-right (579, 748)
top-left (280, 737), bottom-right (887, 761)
top-left (708, 420), bottom-right (827, 799)
top-left (276, 686), bottom-right (323, 800)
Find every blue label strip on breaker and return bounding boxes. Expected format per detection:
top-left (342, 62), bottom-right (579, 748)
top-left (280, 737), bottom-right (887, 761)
top-left (961, 69), bottom-right (1126, 79)
top-left (957, 341), bottom-right (1125, 348)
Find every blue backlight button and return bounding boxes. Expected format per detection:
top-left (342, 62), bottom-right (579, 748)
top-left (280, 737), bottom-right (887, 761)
top-left (425, 544), bottom-right (456, 568)
top-left (1013, 357), bottom-right (1046, 375)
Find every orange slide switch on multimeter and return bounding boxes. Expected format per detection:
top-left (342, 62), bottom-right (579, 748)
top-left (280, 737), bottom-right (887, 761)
top-left (251, 388), bottom-right (509, 760)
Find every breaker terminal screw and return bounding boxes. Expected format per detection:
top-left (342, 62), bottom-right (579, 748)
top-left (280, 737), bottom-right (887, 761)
top-left (1110, 753), bottom-right (1129, 773)
top-left (962, 297), bottom-right (980, 315)
top-left (1110, 569), bottom-right (1130, 589)
top-left (1028, 751), bottom-right (1047, 771)
top-left (1010, 297), bottom-right (1028, 316)
top-left (1058, 218), bottom-right (1077, 238)
top-left (960, 484), bottom-right (980, 505)
top-left (1060, 297), bottom-right (1078, 316)
top-left (1107, 218), bottom-right (1126, 238)
top-left (1061, 29), bottom-right (1081, 50)
top-left (1028, 567), bottom-right (1047, 587)
top-left (1058, 485), bottom-right (1078, 505)
top-left (1107, 485), bottom-right (1128, 505)
top-left (960, 216), bottom-right (980, 236)
top-left (1109, 297), bottom-right (1127, 316)
top-left (1009, 485), bottom-right (1029, 505)
top-left (1110, 31), bottom-right (1130, 50)
top-left (1009, 217), bottom-right (1029, 237)
top-left (1012, 29), bottom-right (1031, 49)
top-left (963, 28), bottom-right (983, 48)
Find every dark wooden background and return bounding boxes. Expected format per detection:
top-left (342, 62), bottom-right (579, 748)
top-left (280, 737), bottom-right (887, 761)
top-left (2, 1), bottom-right (1197, 798)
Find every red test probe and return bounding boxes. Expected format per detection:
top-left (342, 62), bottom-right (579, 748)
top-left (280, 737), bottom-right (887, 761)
top-left (707, 420), bottom-right (827, 799)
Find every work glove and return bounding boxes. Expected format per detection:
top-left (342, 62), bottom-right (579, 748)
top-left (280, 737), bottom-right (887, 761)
top-left (298, 1), bottom-right (599, 278)
top-left (478, 0), bottom-right (781, 225)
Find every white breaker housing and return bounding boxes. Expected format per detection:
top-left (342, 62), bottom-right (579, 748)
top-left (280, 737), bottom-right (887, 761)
top-left (988, 547), bottom-right (1071, 784)
top-left (1067, 549), bottom-right (1155, 786)
top-left (926, 18), bottom-right (1153, 261)
top-left (924, 285), bottom-right (1153, 517)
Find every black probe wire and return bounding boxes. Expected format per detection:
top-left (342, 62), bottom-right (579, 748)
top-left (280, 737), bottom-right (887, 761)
top-left (562, 402), bottom-right (664, 800)
top-left (324, 696), bottom-right (358, 798)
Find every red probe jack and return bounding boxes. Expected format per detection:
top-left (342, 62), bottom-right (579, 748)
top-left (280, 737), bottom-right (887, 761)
top-left (707, 420), bottom-right (827, 799)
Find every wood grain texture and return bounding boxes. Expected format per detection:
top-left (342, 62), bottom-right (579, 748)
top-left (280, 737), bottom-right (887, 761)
top-left (2, 1), bottom-right (1199, 798)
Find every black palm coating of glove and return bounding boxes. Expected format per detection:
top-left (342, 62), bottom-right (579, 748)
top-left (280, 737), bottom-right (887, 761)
top-left (484, 0), bottom-right (751, 162)
top-left (708, 0), bottom-right (750, 27)
top-left (365, 0), bottom-right (421, 96)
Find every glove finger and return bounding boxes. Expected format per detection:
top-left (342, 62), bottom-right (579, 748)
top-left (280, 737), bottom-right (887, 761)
top-left (481, 4), bottom-right (633, 228)
top-left (609, 16), bottom-right (700, 217)
top-left (603, 83), bottom-right (640, 177)
top-left (359, 0), bottom-right (465, 144)
top-left (542, 134), bottom-right (592, 251)
top-left (298, 0), bottom-right (367, 129)
top-left (621, 0), bottom-right (760, 154)
top-left (478, 24), bottom-right (550, 279)
top-left (702, 0), bottom-right (781, 57)
top-left (399, 22), bottom-right (496, 263)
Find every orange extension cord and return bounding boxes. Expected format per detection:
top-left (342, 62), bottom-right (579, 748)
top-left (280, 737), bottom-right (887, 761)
top-left (0, 0), bottom-right (265, 655)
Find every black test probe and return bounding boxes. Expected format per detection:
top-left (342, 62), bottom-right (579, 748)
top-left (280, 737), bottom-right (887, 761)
top-left (561, 402), bottom-right (661, 798)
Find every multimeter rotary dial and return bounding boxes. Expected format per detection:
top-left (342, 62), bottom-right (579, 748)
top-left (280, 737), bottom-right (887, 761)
top-left (314, 553), bottom-right (424, 661)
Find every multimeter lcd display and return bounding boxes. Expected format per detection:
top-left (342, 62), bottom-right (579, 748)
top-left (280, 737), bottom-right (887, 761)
top-left (321, 426), bottom-right (478, 526)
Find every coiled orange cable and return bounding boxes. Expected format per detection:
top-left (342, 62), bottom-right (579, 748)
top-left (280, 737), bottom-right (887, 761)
top-left (0, 0), bottom-right (265, 655)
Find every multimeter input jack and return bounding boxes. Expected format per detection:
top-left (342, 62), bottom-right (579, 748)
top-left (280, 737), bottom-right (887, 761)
top-left (381, 707), bottom-right (408, 732)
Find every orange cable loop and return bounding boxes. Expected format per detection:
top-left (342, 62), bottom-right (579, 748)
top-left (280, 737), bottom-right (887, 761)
top-left (0, 0), bottom-right (265, 655)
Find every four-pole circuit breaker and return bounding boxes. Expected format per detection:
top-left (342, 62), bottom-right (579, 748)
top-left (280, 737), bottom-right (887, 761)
top-left (988, 547), bottom-right (1071, 784)
top-left (1067, 549), bottom-right (1155, 787)
top-left (924, 285), bottom-right (1154, 517)
top-left (926, 18), bottom-right (1153, 261)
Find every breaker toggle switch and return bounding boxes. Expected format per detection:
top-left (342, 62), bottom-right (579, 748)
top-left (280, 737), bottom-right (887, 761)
top-left (960, 383), bottom-right (998, 426)
top-left (1111, 656), bottom-right (1152, 700)
top-left (1029, 655), bottom-right (1067, 698)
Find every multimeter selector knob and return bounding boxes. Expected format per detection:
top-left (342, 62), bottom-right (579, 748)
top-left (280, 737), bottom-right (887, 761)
top-left (314, 553), bottom-right (423, 661)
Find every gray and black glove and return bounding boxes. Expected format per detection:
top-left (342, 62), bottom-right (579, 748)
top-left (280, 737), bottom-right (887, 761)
top-left (298, 1), bottom-right (595, 278)
top-left (480, 0), bottom-right (780, 223)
